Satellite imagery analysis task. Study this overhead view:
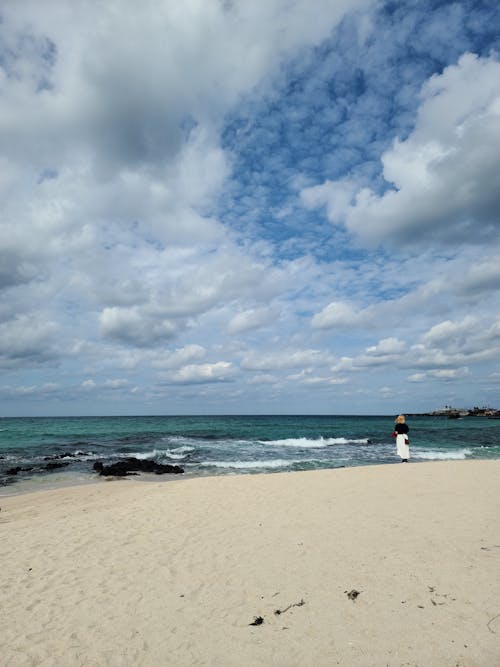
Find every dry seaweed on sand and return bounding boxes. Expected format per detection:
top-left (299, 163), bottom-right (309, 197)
top-left (274, 599), bottom-right (305, 615)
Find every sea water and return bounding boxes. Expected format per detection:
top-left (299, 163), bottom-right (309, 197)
top-left (1, 414), bottom-right (499, 493)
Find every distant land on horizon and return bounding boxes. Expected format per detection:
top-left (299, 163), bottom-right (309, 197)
top-left (409, 406), bottom-right (500, 418)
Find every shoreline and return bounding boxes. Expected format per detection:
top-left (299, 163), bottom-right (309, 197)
top-left (1, 453), bottom-right (493, 499)
top-left (2, 460), bottom-right (500, 666)
top-left (2, 415), bottom-right (498, 496)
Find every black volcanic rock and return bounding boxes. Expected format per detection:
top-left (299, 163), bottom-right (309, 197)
top-left (6, 462), bottom-right (71, 476)
top-left (6, 466), bottom-right (34, 475)
top-left (44, 461), bottom-right (71, 470)
top-left (93, 458), bottom-right (184, 476)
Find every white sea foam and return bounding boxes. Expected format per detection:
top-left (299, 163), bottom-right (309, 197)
top-left (201, 459), bottom-right (301, 469)
top-left (129, 447), bottom-right (194, 461)
top-left (165, 446), bottom-right (195, 459)
top-left (261, 436), bottom-right (369, 448)
top-left (413, 448), bottom-right (472, 460)
top-left (169, 445), bottom-right (195, 454)
top-left (70, 451), bottom-right (99, 460)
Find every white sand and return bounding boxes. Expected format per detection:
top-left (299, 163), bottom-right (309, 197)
top-left (1, 460), bottom-right (500, 666)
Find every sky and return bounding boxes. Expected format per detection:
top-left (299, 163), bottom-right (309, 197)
top-left (1, 0), bottom-right (500, 416)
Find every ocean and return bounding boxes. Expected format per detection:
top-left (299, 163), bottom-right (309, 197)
top-left (1, 414), bottom-right (499, 495)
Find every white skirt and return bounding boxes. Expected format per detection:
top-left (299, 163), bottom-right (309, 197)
top-left (396, 433), bottom-right (410, 459)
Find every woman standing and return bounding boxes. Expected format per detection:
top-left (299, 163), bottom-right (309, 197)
top-left (393, 414), bottom-right (410, 462)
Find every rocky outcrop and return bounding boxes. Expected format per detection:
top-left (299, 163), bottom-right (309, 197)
top-left (44, 461), bottom-right (71, 470)
top-left (93, 458), bottom-right (184, 476)
top-left (6, 461), bottom-right (70, 475)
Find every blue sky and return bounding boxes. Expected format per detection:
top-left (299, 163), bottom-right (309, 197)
top-left (1, 0), bottom-right (500, 416)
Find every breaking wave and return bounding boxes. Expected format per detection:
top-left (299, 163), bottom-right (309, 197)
top-left (261, 437), bottom-right (369, 448)
top-left (412, 448), bottom-right (472, 460)
top-left (200, 459), bottom-right (302, 469)
top-left (129, 447), bottom-right (195, 461)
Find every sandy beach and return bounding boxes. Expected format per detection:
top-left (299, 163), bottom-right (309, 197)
top-left (1, 460), bottom-right (499, 666)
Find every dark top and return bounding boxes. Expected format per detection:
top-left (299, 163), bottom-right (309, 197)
top-left (394, 423), bottom-right (409, 434)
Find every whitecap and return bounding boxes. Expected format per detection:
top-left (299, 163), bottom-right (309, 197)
top-left (260, 436), bottom-right (369, 448)
top-left (128, 447), bottom-right (194, 461)
top-left (165, 446), bottom-right (195, 460)
top-left (200, 459), bottom-right (301, 469)
top-left (412, 448), bottom-right (472, 460)
top-left (128, 449), bottom-right (167, 460)
top-left (70, 451), bottom-right (99, 460)
top-left (169, 445), bottom-right (195, 454)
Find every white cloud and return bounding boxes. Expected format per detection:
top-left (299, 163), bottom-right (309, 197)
top-left (302, 53), bottom-right (500, 246)
top-left (408, 367), bottom-right (469, 382)
top-left (152, 344), bottom-right (206, 370)
top-left (0, 382), bottom-right (61, 397)
top-left (2, 0), bottom-right (362, 361)
top-left (286, 369), bottom-right (348, 386)
top-left (366, 337), bottom-right (406, 356)
top-left (300, 179), bottom-right (357, 224)
top-left (162, 361), bottom-right (234, 384)
top-left (1, 3), bottom-right (499, 415)
top-left (228, 307), bottom-right (278, 334)
top-left (421, 316), bottom-right (476, 346)
top-left (0, 315), bottom-right (60, 367)
top-left (311, 301), bottom-right (365, 329)
top-left (100, 307), bottom-right (181, 347)
top-left (456, 259), bottom-right (500, 296)
top-left (0, 0), bottom-right (373, 171)
top-left (241, 348), bottom-right (333, 371)
top-left (408, 316), bottom-right (500, 370)
top-left (331, 339), bottom-right (406, 372)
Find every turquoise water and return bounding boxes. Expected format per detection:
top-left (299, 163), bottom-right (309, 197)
top-left (1, 415), bottom-right (499, 492)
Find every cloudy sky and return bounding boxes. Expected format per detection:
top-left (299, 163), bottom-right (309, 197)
top-left (1, 0), bottom-right (500, 416)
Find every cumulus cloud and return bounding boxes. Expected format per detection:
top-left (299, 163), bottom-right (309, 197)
top-left (328, 313), bottom-right (500, 381)
top-left (421, 316), bottom-right (477, 347)
top-left (228, 307), bottom-right (278, 334)
top-left (455, 259), bottom-right (500, 296)
top-left (365, 338), bottom-right (406, 356)
top-left (408, 368), bottom-right (469, 382)
top-left (95, 244), bottom-right (288, 347)
top-left (302, 53), bottom-right (500, 246)
top-left (408, 316), bottom-right (500, 372)
top-left (1, 2), bottom-right (499, 414)
top-left (286, 369), bottom-right (347, 386)
top-left (301, 179), bottom-right (358, 225)
top-left (100, 307), bottom-right (181, 347)
top-left (161, 361), bottom-right (234, 384)
top-left (0, 315), bottom-right (60, 368)
top-left (330, 337), bottom-right (407, 373)
top-left (0, 0), bottom-right (372, 172)
top-left (2, 0), bottom-right (365, 347)
top-left (241, 348), bottom-right (333, 371)
top-left (152, 344), bottom-right (206, 370)
top-left (311, 301), bottom-right (365, 329)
